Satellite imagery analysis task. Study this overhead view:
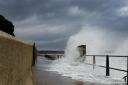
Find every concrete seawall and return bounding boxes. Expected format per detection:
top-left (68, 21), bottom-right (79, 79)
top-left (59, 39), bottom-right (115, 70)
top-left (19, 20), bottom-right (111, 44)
top-left (0, 31), bottom-right (35, 85)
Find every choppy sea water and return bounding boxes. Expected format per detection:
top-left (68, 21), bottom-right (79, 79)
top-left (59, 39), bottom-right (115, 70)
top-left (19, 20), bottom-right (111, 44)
top-left (43, 56), bottom-right (127, 85)
top-left (36, 56), bottom-right (87, 85)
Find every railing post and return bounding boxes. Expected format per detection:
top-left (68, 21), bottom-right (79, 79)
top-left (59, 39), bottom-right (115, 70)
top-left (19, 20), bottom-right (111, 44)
top-left (127, 56), bottom-right (128, 85)
top-left (106, 55), bottom-right (110, 76)
top-left (93, 56), bottom-right (95, 69)
top-left (32, 43), bottom-right (36, 66)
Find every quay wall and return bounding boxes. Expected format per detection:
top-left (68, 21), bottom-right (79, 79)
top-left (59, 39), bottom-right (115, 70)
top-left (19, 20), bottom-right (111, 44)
top-left (0, 31), bottom-right (35, 85)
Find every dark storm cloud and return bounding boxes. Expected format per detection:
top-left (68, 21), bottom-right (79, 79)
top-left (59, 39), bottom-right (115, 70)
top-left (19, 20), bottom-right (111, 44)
top-left (0, 0), bottom-right (117, 21)
top-left (1, 0), bottom-right (128, 49)
top-left (0, 0), bottom-right (76, 21)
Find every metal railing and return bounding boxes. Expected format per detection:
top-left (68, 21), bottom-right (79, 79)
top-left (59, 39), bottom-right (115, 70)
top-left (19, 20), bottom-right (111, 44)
top-left (85, 55), bottom-right (128, 84)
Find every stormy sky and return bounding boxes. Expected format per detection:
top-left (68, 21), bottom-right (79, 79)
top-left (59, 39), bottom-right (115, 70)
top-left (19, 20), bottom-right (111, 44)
top-left (1, 0), bottom-right (128, 50)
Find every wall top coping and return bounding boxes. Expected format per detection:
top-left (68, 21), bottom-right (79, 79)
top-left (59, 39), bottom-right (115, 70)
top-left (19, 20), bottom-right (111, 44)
top-left (0, 31), bottom-right (33, 46)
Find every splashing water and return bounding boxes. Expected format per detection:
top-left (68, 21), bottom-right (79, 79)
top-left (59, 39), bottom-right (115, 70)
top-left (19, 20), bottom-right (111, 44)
top-left (47, 26), bottom-right (127, 85)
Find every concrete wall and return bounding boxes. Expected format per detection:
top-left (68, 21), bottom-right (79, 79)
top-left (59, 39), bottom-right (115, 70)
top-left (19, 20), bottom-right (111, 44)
top-left (0, 31), bottom-right (34, 85)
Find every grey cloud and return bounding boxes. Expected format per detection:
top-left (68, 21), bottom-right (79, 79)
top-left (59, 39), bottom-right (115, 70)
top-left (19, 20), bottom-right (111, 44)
top-left (36, 38), bottom-right (68, 50)
top-left (15, 21), bottom-right (80, 41)
top-left (1, 0), bottom-right (128, 50)
top-left (0, 0), bottom-right (112, 20)
top-left (0, 0), bottom-right (125, 19)
top-left (0, 0), bottom-right (71, 21)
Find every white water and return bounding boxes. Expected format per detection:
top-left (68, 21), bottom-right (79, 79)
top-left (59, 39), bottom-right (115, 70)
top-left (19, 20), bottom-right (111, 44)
top-left (47, 26), bottom-right (127, 85)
